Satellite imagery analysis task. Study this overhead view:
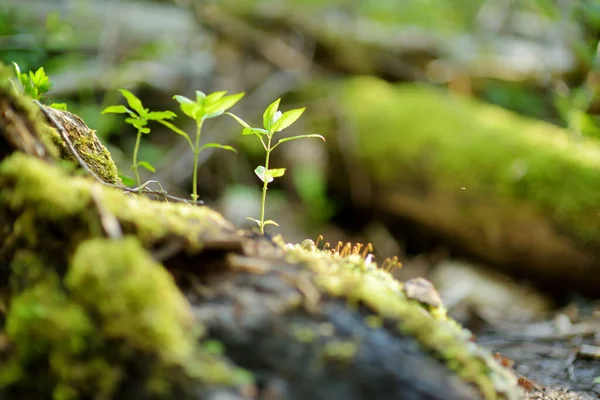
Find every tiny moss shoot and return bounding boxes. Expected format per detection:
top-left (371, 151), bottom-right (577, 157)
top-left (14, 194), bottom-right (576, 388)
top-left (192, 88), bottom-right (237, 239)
top-left (228, 98), bottom-right (325, 234)
top-left (102, 89), bottom-right (176, 191)
top-left (171, 90), bottom-right (243, 203)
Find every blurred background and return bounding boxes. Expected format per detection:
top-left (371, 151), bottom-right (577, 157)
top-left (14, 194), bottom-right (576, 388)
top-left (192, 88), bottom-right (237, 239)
top-left (3, 0), bottom-right (600, 326)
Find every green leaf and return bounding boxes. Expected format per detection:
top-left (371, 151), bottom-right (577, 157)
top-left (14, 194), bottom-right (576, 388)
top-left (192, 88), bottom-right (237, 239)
top-left (263, 220), bottom-right (279, 226)
top-left (242, 128), bottom-right (269, 136)
top-left (158, 120), bottom-right (193, 149)
top-left (204, 90), bottom-right (227, 104)
top-left (254, 165), bottom-right (269, 183)
top-left (272, 134), bottom-right (325, 150)
top-left (272, 107), bottom-right (305, 132)
top-left (196, 90), bottom-right (207, 104)
top-left (179, 102), bottom-right (200, 120)
top-left (146, 110), bottom-right (176, 121)
top-left (140, 127), bottom-right (151, 134)
top-left (204, 92), bottom-right (244, 116)
top-left (267, 168), bottom-right (286, 179)
top-left (119, 174), bottom-right (136, 186)
top-left (173, 95), bottom-right (194, 105)
top-left (203, 110), bottom-right (224, 120)
top-left (119, 89), bottom-right (145, 115)
top-left (50, 103), bottom-right (68, 111)
top-left (138, 161), bottom-right (156, 173)
top-left (199, 143), bottom-right (238, 153)
top-left (246, 217), bottom-right (262, 226)
top-left (12, 62), bottom-right (21, 78)
top-left (102, 105), bottom-right (133, 115)
top-left (263, 98), bottom-right (281, 130)
top-left (226, 112), bottom-right (251, 129)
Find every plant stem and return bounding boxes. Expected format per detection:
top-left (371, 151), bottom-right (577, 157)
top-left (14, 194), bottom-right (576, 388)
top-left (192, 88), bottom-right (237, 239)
top-left (260, 135), bottom-right (273, 234)
top-left (192, 120), bottom-right (203, 204)
top-left (132, 129), bottom-right (142, 193)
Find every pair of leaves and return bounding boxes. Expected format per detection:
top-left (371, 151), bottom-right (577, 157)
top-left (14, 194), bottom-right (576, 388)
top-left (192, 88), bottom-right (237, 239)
top-left (263, 98), bottom-right (306, 133)
top-left (13, 63), bottom-right (53, 100)
top-left (246, 217), bottom-right (279, 227)
top-left (102, 89), bottom-right (176, 133)
top-left (174, 90), bottom-right (244, 123)
top-left (254, 165), bottom-right (285, 183)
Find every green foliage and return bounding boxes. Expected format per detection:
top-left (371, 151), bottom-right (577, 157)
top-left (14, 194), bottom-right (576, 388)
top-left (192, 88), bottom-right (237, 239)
top-left (172, 90), bottom-right (243, 203)
top-left (102, 89), bottom-right (176, 191)
top-left (12, 62), bottom-right (52, 100)
top-left (229, 98), bottom-right (325, 234)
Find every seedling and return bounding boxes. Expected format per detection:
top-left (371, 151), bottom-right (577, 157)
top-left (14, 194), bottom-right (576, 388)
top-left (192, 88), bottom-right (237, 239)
top-left (102, 89), bottom-right (176, 192)
top-left (12, 62), bottom-right (66, 109)
top-left (170, 90), bottom-right (243, 203)
top-left (228, 99), bottom-right (325, 234)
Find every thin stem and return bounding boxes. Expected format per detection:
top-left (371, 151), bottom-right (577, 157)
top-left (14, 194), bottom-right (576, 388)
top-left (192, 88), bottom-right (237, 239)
top-left (260, 135), bottom-right (273, 234)
top-left (192, 120), bottom-right (203, 203)
top-left (132, 129), bottom-right (142, 193)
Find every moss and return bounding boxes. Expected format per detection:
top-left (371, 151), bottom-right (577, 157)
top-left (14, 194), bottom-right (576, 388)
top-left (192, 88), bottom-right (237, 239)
top-left (0, 63), bottom-right (60, 159)
top-left (48, 107), bottom-right (122, 185)
top-left (283, 241), bottom-right (520, 400)
top-left (67, 237), bottom-right (197, 365)
top-left (0, 153), bottom-right (234, 250)
top-left (334, 76), bottom-right (600, 243)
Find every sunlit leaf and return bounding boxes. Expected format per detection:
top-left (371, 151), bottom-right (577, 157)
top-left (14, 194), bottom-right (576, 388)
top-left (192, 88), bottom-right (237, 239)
top-left (204, 90), bottom-right (227, 104)
top-left (119, 89), bottom-right (145, 115)
top-left (138, 161), bottom-right (156, 173)
top-left (272, 134), bottom-right (325, 149)
top-left (140, 127), bottom-right (151, 134)
top-left (263, 98), bottom-right (280, 130)
top-left (205, 92), bottom-right (244, 116)
top-left (196, 90), bottom-right (207, 103)
top-left (200, 143), bottom-right (238, 153)
top-left (246, 217), bottom-right (262, 226)
top-left (12, 62), bottom-right (21, 77)
top-left (203, 110), bottom-right (224, 120)
top-left (226, 112), bottom-right (251, 128)
top-left (242, 127), bottom-right (269, 136)
top-left (263, 220), bottom-right (279, 226)
top-left (146, 110), bottom-right (176, 121)
top-left (267, 168), bottom-right (286, 179)
top-left (272, 107), bottom-right (305, 132)
top-left (179, 102), bottom-right (200, 120)
top-left (158, 120), bottom-right (193, 149)
top-left (173, 95), bottom-right (194, 104)
top-left (102, 105), bottom-right (132, 115)
top-left (50, 103), bottom-right (68, 111)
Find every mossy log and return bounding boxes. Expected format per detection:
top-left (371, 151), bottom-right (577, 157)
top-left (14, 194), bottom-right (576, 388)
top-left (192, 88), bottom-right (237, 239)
top-left (318, 76), bottom-right (600, 296)
top-left (0, 66), bottom-right (522, 399)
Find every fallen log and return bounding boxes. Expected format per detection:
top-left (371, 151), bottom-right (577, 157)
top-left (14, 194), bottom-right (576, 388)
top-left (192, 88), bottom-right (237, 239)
top-left (0, 65), bottom-right (522, 399)
top-left (316, 76), bottom-right (600, 296)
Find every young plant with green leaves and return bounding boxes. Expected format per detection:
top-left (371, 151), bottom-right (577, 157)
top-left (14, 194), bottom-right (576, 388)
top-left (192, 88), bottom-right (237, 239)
top-left (228, 99), bottom-right (325, 234)
top-left (102, 89), bottom-right (176, 191)
top-left (12, 62), bottom-right (66, 109)
top-left (169, 90), bottom-right (244, 203)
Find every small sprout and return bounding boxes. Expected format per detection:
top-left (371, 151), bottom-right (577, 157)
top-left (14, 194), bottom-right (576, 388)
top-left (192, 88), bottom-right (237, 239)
top-left (229, 98), bottom-right (325, 234)
top-left (173, 90), bottom-right (244, 203)
top-left (102, 89), bottom-right (176, 191)
top-left (13, 62), bottom-right (53, 100)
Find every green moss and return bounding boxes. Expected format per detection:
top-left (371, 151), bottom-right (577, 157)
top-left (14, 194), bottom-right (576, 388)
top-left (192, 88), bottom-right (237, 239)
top-left (335, 76), bottom-right (600, 243)
top-left (283, 241), bottom-right (520, 400)
top-left (0, 153), bottom-right (234, 250)
top-left (0, 63), bottom-right (59, 159)
top-left (67, 237), bottom-right (197, 365)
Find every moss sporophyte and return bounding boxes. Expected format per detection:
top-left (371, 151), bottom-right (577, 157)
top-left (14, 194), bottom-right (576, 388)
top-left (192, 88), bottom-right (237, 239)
top-left (228, 98), bottom-right (325, 234)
